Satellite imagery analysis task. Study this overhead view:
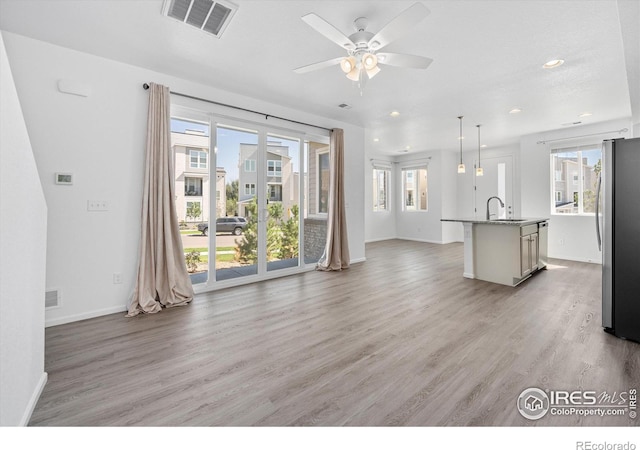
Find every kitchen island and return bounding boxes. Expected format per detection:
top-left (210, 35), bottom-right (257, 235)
top-left (441, 217), bottom-right (549, 286)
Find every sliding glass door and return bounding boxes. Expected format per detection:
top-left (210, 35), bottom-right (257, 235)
top-left (172, 105), bottom-right (328, 289)
top-left (215, 124), bottom-right (260, 281)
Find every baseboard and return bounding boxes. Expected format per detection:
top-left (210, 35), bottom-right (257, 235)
top-left (365, 236), bottom-right (396, 244)
top-left (396, 236), bottom-right (444, 244)
top-left (19, 372), bottom-right (47, 426)
top-left (45, 304), bottom-right (127, 328)
top-left (548, 254), bottom-right (602, 264)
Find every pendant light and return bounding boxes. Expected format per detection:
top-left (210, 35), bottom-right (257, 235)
top-left (476, 124), bottom-right (484, 176)
top-left (457, 116), bottom-right (465, 173)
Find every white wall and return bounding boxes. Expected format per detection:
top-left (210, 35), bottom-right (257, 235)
top-left (2, 31), bottom-right (365, 326)
top-left (520, 118), bottom-right (632, 262)
top-left (0, 32), bottom-right (48, 426)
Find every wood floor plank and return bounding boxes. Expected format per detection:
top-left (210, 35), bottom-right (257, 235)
top-left (29, 240), bottom-right (640, 426)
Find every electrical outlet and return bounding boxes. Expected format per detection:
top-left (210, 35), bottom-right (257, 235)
top-left (88, 200), bottom-right (108, 211)
top-left (113, 273), bottom-right (122, 284)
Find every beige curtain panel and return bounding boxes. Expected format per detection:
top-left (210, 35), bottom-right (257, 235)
top-left (317, 128), bottom-right (350, 271)
top-left (127, 83), bottom-right (194, 316)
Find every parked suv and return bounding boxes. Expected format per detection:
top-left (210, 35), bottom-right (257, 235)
top-left (197, 217), bottom-right (247, 236)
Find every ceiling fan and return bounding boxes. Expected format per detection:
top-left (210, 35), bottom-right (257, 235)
top-left (293, 2), bottom-right (433, 84)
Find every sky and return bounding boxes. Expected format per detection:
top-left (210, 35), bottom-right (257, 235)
top-left (171, 118), bottom-right (301, 183)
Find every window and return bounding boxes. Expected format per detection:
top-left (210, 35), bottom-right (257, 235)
top-left (185, 177), bottom-right (203, 196)
top-left (402, 167), bottom-right (428, 211)
top-left (267, 160), bottom-right (282, 177)
top-left (373, 167), bottom-right (390, 211)
top-left (244, 183), bottom-right (256, 196)
top-left (318, 151), bottom-right (330, 214)
top-left (186, 201), bottom-right (202, 221)
top-left (551, 145), bottom-right (601, 214)
top-left (189, 148), bottom-right (207, 169)
top-left (268, 184), bottom-right (282, 202)
top-left (244, 159), bottom-right (256, 172)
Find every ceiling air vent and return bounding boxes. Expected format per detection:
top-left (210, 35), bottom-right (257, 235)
top-left (162, 0), bottom-right (238, 38)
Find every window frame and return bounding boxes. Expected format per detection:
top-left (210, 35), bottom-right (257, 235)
top-left (316, 150), bottom-right (330, 215)
top-left (244, 183), bottom-right (256, 196)
top-left (267, 160), bottom-right (282, 177)
top-left (184, 176), bottom-right (203, 196)
top-left (550, 144), bottom-right (601, 216)
top-left (372, 166), bottom-right (391, 212)
top-left (401, 166), bottom-right (428, 212)
top-left (244, 159), bottom-right (256, 172)
top-left (189, 148), bottom-right (208, 169)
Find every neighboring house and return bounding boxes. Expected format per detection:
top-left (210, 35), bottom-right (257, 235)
top-left (552, 155), bottom-right (597, 214)
top-left (238, 141), bottom-right (296, 218)
top-left (172, 130), bottom-right (226, 222)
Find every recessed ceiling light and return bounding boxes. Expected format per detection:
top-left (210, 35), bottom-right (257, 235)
top-left (373, 138), bottom-right (379, 142)
top-left (390, 111), bottom-right (400, 117)
top-left (543, 59), bottom-right (564, 69)
top-left (481, 144), bottom-right (487, 148)
top-left (405, 145), bottom-right (411, 150)
top-left (457, 136), bottom-right (465, 140)
top-left (578, 112), bottom-right (592, 118)
top-left (509, 108), bottom-right (522, 114)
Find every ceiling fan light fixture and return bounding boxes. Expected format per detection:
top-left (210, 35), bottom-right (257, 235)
top-left (346, 67), bottom-right (360, 81)
top-left (362, 53), bottom-right (378, 70)
top-left (366, 65), bottom-right (381, 79)
top-left (340, 56), bottom-right (356, 74)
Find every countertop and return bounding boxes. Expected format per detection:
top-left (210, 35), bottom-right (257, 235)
top-left (441, 217), bottom-right (549, 226)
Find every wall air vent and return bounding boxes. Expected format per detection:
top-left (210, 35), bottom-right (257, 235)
top-left (45, 289), bottom-right (61, 309)
top-left (162, 0), bottom-right (238, 38)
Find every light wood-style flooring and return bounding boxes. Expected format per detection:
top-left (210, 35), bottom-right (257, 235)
top-left (30, 240), bottom-right (640, 426)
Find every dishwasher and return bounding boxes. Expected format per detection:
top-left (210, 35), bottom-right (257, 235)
top-left (538, 221), bottom-right (548, 269)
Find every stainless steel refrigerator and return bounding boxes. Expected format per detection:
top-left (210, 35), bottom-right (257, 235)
top-left (598, 137), bottom-right (640, 343)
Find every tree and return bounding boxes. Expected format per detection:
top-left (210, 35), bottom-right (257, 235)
top-left (226, 180), bottom-right (238, 216)
top-left (236, 200), bottom-right (299, 264)
top-left (186, 202), bottom-right (202, 222)
top-left (235, 197), bottom-right (258, 264)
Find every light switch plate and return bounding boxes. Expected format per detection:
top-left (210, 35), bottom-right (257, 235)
top-left (87, 200), bottom-right (108, 211)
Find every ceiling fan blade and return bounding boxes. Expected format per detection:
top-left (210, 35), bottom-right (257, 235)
top-left (376, 53), bottom-right (433, 69)
top-left (368, 3), bottom-right (430, 51)
top-left (301, 13), bottom-right (356, 51)
top-left (293, 57), bottom-right (344, 74)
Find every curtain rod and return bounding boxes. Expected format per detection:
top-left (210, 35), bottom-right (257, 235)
top-left (143, 83), bottom-right (332, 133)
top-left (536, 128), bottom-right (628, 145)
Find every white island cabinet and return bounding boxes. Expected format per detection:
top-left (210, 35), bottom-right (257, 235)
top-left (441, 218), bottom-right (549, 287)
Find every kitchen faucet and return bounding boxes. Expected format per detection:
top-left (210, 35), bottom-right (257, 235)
top-left (486, 196), bottom-right (505, 220)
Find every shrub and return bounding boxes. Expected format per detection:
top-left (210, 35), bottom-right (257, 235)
top-left (185, 250), bottom-right (201, 273)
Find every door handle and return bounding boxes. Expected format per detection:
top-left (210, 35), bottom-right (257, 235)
top-left (595, 174), bottom-right (602, 251)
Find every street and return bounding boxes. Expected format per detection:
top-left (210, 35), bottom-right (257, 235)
top-left (181, 231), bottom-right (242, 250)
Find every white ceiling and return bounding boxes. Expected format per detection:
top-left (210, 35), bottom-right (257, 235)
top-left (0, 0), bottom-right (638, 155)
